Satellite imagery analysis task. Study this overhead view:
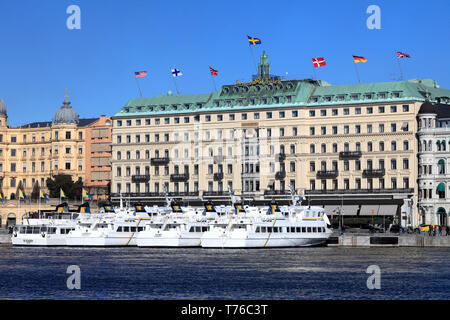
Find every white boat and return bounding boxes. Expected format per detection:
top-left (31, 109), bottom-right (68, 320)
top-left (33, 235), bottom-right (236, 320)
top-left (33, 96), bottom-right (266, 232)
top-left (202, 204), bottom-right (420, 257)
top-left (136, 201), bottom-right (220, 247)
top-left (201, 192), bottom-right (333, 248)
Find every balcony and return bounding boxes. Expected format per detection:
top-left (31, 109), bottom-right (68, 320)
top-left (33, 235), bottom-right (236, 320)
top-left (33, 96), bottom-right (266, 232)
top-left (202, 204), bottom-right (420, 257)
top-left (213, 172), bottom-right (224, 181)
top-left (213, 155), bottom-right (224, 164)
top-left (305, 188), bottom-right (414, 195)
top-left (264, 190), bottom-right (288, 196)
top-left (362, 168), bottom-right (385, 178)
top-left (203, 191), bottom-right (228, 197)
top-left (275, 171), bottom-right (286, 180)
top-left (276, 153), bottom-right (286, 162)
top-left (316, 170), bottom-right (338, 179)
top-left (170, 173), bottom-right (189, 182)
top-left (131, 175), bottom-right (150, 183)
top-left (150, 157), bottom-right (170, 166)
top-left (339, 151), bottom-right (362, 160)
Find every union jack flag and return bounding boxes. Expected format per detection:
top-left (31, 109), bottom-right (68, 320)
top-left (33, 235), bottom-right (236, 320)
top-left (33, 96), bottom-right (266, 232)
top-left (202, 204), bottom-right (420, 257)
top-left (396, 51), bottom-right (410, 58)
top-left (209, 66), bottom-right (218, 76)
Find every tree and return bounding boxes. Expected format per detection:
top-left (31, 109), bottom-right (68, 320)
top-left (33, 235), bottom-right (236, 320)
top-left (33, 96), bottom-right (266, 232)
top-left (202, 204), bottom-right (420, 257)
top-left (46, 174), bottom-right (83, 200)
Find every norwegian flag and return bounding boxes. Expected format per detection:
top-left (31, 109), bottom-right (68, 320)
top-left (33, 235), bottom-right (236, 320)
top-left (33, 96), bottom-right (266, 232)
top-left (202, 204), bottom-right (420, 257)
top-left (396, 51), bottom-right (410, 58)
top-left (209, 66), bottom-right (218, 76)
top-left (312, 57), bottom-right (326, 68)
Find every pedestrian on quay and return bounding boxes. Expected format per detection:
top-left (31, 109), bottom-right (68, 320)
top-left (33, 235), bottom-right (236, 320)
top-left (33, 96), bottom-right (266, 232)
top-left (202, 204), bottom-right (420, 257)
top-left (429, 226), bottom-right (432, 236)
top-left (433, 225), bottom-right (436, 237)
top-left (446, 226), bottom-right (449, 236)
top-left (439, 225), bottom-right (442, 236)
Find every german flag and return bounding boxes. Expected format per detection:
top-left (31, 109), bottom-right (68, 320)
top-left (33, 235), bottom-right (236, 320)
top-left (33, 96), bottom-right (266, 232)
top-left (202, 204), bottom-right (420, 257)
top-left (353, 55), bottom-right (367, 63)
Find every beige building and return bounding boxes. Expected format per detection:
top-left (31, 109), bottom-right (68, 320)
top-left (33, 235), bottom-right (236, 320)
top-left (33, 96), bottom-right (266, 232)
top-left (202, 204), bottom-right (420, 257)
top-left (0, 96), bottom-right (97, 227)
top-left (111, 53), bottom-right (450, 227)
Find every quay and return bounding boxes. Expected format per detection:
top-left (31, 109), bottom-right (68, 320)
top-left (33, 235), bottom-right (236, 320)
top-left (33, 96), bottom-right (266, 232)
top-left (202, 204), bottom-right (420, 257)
top-left (327, 233), bottom-right (450, 247)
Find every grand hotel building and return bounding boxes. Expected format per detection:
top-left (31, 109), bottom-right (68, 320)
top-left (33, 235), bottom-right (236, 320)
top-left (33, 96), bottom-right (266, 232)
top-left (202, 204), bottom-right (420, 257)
top-left (111, 52), bottom-right (450, 227)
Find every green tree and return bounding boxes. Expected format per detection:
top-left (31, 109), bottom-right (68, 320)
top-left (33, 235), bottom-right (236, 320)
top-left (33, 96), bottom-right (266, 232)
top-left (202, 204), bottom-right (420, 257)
top-left (46, 174), bottom-right (83, 200)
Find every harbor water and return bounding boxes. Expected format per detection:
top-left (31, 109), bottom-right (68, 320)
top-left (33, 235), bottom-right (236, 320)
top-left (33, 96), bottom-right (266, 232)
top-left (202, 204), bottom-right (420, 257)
top-left (0, 245), bottom-right (449, 300)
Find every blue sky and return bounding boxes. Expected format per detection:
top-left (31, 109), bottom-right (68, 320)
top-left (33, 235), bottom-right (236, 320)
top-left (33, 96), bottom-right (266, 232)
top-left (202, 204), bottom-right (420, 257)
top-left (0, 0), bottom-right (448, 126)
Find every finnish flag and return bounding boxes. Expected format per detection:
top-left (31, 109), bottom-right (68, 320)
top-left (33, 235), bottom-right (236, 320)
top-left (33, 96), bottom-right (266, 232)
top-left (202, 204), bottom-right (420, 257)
top-left (171, 68), bottom-right (182, 77)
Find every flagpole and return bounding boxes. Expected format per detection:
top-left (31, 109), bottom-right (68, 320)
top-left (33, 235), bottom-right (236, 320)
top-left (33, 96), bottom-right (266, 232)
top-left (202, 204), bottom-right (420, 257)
top-left (172, 76), bottom-right (180, 96)
top-left (354, 62), bottom-right (361, 84)
top-left (248, 45), bottom-right (258, 75)
top-left (210, 74), bottom-right (218, 92)
top-left (135, 77), bottom-right (143, 97)
top-left (312, 66), bottom-right (317, 81)
top-left (397, 58), bottom-right (404, 81)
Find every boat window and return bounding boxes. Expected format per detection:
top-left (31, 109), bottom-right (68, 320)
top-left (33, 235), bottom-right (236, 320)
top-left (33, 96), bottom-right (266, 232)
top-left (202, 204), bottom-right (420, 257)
top-left (61, 229), bottom-right (66, 235)
top-left (130, 227), bottom-right (137, 232)
top-left (33, 227), bottom-right (40, 234)
top-left (307, 227), bottom-right (312, 233)
top-left (267, 227), bottom-right (273, 233)
top-left (296, 227), bottom-right (301, 233)
top-left (312, 227), bottom-right (317, 233)
top-left (286, 227), bottom-right (289, 233)
top-left (20, 227), bottom-right (26, 234)
top-left (273, 227), bottom-right (278, 233)
top-left (202, 226), bottom-right (208, 232)
top-left (138, 227), bottom-right (144, 232)
top-left (117, 226), bottom-right (123, 232)
top-left (255, 227), bottom-right (260, 233)
top-left (261, 227), bottom-right (266, 233)
top-left (189, 227), bottom-right (195, 232)
top-left (301, 227), bottom-right (306, 233)
top-left (123, 226), bottom-right (130, 232)
top-left (195, 226), bottom-right (201, 232)
top-left (40, 226), bottom-right (47, 233)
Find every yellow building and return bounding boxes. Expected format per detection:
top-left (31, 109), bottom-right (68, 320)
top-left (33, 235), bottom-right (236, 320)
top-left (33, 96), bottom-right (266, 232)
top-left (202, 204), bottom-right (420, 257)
top-left (0, 96), bottom-right (97, 227)
top-left (111, 53), bottom-right (450, 227)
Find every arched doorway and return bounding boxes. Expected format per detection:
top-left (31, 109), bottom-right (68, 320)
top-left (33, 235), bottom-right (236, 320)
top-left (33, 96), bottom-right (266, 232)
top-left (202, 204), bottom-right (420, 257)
top-left (6, 213), bottom-right (16, 228)
top-left (10, 193), bottom-right (15, 200)
top-left (437, 208), bottom-right (447, 226)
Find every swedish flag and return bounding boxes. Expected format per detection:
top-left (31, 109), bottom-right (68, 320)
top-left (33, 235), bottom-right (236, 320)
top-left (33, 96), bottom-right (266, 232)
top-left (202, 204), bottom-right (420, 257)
top-left (83, 188), bottom-right (93, 200)
top-left (19, 190), bottom-right (28, 200)
top-left (40, 190), bottom-right (49, 201)
top-left (247, 35), bottom-right (261, 45)
top-left (0, 193), bottom-right (3, 204)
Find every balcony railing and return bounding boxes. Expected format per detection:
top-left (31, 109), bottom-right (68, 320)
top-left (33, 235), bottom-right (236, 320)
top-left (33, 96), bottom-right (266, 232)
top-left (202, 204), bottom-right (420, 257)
top-left (264, 190), bottom-right (288, 196)
top-left (339, 151), bottom-right (362, 160)
top-left (170, 173), bottom-right (189, 182)
top-left (275, 153), bottom-right (286, 162)
top-left (150, 157), bottom-right (170, 166)
top-left (305, 188), bottom-right (413, 195)
top-left (275, 171), bottom-right (286, 180)
top-left (316, 170), bottom-right (338, 179)
top-left (131, 175), bottom-right (150, 183)
top-left (362, 168), bottom-right (385, 178)
top-left (203, 191), bottom-right (228, 197)
top-left (213, 172), bottom-right (224, 181)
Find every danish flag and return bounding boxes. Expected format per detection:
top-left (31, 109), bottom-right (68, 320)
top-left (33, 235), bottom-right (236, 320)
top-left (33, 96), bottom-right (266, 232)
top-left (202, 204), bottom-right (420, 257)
top-left (312, 57), bottom-right (326, 68)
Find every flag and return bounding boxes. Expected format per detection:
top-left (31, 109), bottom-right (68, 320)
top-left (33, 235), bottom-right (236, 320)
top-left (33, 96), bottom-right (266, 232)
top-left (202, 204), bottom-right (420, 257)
top-left (134, 71), bottom-right (147, 78)
top-left (40, 190), bottom-right (49, 201)
top-left (171, 68), bottom-right (182, 77)
top-left (0, 193), bottom-right (3, 204)
top-left (83, 188), bottom-right (93, 200)
top-left (353, 55), bottom-right (367, 63)
top-left (396, 51), bottom-right (410, 58)
top-left (312, 57), bottom-right (326, 68)
top-left (19, 190), bottom-right (27, 200)
top-left (209, 66), bottom-right (218, 76)
top-left (60, 188), bottom-right (66, 199)
top-left (247, 35), bottom-right (261, 45)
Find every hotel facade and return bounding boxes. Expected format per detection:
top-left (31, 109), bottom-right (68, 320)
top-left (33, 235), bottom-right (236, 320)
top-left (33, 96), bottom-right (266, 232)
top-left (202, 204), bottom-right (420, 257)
top-left (0, 96), bottom-right (99, 226)
top-left (111, 53), bottom-right (450, 227)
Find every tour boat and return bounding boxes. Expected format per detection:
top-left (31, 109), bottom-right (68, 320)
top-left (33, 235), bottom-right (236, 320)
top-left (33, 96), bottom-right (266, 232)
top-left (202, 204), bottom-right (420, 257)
top-left (201, 193), bottom-right (333, 248)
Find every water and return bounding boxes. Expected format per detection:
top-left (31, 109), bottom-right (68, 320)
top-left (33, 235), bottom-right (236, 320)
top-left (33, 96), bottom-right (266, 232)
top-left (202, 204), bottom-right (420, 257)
top-left (0, 245), bottom-right (449, 299)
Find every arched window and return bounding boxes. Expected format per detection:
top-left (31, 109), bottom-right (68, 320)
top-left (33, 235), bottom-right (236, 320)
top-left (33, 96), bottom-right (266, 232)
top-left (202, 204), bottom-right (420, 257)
top-left (436, 183), bottom-right (445, 199)
top-left (442, 141), bottom-right (446, 151)
top-left (437, 140), bottom-right (441, 151)
top-left (438, 159), bottom-right (445, 174)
